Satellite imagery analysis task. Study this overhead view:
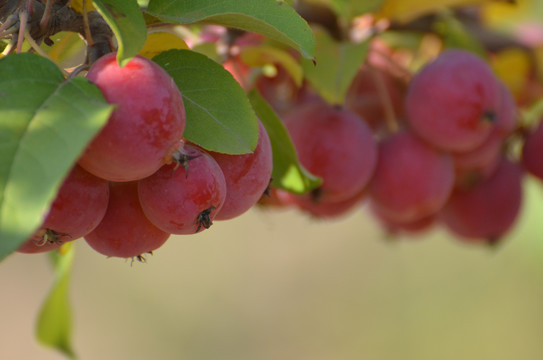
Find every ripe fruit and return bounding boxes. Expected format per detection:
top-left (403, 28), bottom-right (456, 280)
top-left (19, 165), bottom-right (109, 253)
top-left (85, 182), bottom-right (170, 258)
top-left (138, 144), bottom-right (227, 234)
top-left (522, 118), bottom-right (543, 181)
top-left (369, 130), bottom-right (455, 223)
top-left (79, 53), bottom-right (186, 182)
top-left (440, 159), bottom-right (523, 242)
top-left (208, 121), bottom-right (273, 221)
top-left (284, 101), bottom-right (378, 203)
top-left (406, 49), bottom-right (500, 152)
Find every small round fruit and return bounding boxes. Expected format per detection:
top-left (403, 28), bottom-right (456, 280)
top-left (79, 53), bottom-right (186, 182)
top-left (24, 165), bottom-right (109, 250)
top-left (406, 49), bottom-right (500, 152)
top-left (208, 121), bottom-right (273, 220)
top-left (284, 101), bottom-right (378, 203)
top-left (440, 158), bottom-right (523, 242)
top-left (138, 145), bottom-right (227, 234)
top-left (85, 182), bottom-right (170, 258)
top-left (369, 130), bottom-right (455, 223)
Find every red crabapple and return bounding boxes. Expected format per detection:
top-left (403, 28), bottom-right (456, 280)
top-left (522, 118), bottom-right (543, 181)
top-left (138, 145), bottom-right (227, 234)
top-left (85, 182), bottom-right (170, 259)
top-left (284, 101), bottom-right (378, 203)
top-left (369, 130), bottom-right (455, 223)
top-left (440, 158), bottom-right (523, 243)
top-left (19, 165), bottom-right (109, 253)
top-left (208, 121), bottom-right (273, 221)
top-left (79, 53), bottom-right (186, 182)
top-left (406, 49), bottom-right (501, 152)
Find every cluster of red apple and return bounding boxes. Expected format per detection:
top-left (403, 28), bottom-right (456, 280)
top-left (18, 38), bottom-right (543, 257)
top-left (253, 45), bottom-right (541, 245)
top-left (18, 52), bottom-right (273, 259)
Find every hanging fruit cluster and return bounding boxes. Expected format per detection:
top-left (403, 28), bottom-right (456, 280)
top-left (2, 0), bottom-right (542, 262)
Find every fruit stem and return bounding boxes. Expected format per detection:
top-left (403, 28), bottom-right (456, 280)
top-left (17, 9), bottom-right (28, 53)
top-left (82, 0), bottom-right (94, 47)
top-left (368, 64), bottom-right (399, 133)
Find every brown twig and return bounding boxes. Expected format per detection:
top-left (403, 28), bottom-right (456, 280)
top-left (368, 64), bottom-right (400, 133)
top-left (82, 0), bottom-right (94, 46)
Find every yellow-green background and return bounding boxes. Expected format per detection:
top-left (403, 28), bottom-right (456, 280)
top-left (1, 178), bottom-right (543, 360)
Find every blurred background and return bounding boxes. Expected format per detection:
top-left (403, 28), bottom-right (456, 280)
top-left (1, 178), bottom-right (543, 360)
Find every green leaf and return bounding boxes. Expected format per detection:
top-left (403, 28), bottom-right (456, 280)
top-left (330, 0), bottom-right (384, 20)
top-left (434, 12), bottom-right (487, 58)
top-left (248, 90), bottom-right (321, 194)
top-left (0, 53), bottom-right (114, 261)
top-left (146, 0), bottom-right (315, 59)
top-left (36, 243), bottom-right (76, 359)
top-left (153, 49), bottom-right (258, 154)
top-left (301, 27), bottom-right (369, 106)
top-left (93, 0), bottom-right (147, 66)
top-left (298, 0), bottom-right (383, 21)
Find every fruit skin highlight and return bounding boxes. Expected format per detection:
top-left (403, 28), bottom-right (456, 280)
top-left (79, 53), bottom-right (186, 182)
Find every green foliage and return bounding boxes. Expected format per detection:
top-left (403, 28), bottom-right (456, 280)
top-left (300, 27), bottom-right (369, 105)
top-left (0, 54), bottom-right (114, 260)
top-left (332, 0), bottom-right (384, 20)
top-left (36, 243), bottom-right (76, 359)
top-left (248, 90), bottom-right (321, 194)
top-left (308, 0), bottom-right (385, 21)
top-left (93, 0), bottom-right (147, 66)
top-left (146, 0), bottom-right (315, 59)
top-left (153, 49), bottom-right (259, 154)
top-left (434, 12), bottom-right (487, 58)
